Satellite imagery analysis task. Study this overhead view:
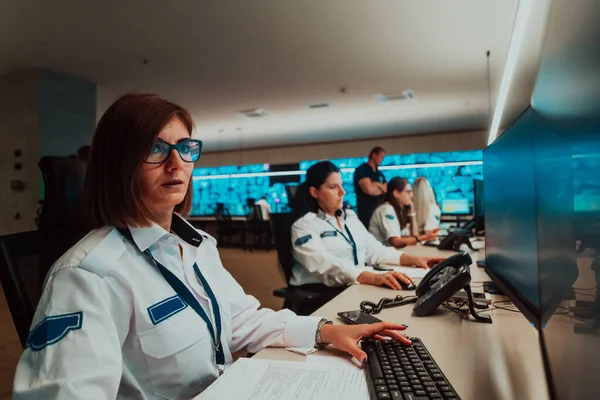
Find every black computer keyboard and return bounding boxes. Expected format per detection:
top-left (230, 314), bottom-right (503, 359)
top-left (362, 338), bottom-right (460, 400)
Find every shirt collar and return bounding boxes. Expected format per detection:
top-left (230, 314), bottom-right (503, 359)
top-left (128, 213), bottom-right (202, 252)
top-left (316, 208), bottom-right (346, 221)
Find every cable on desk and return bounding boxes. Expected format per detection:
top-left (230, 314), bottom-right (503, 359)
top-left (575, 291), bottom-right (596, 299)
top-left (573, 286), bottom-right (596, 291)
top-left (360, 295), bottom-right (418, 315)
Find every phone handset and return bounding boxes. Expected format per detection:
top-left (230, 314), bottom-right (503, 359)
top-left (415, 251), bottom-right (472, 297)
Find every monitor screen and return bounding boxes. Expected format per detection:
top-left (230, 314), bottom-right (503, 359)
top-left (540, 116), bottom-right (600, 400)
top-left (484, 107), bottom-right (578, 326)
top-left (192, 150), bottom-right (483, 216)
top-left (440, 199), bottom-right (470, 215)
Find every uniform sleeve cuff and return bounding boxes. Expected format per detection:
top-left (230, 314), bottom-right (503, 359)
top-left (283, 316), bottom-right (323, 348)
top-left (346, 267), bottom-right (363, 284)
top-left (382, 248), bottom-right (403, 265)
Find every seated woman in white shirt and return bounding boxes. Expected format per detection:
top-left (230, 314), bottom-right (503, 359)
top-left (412, 177), bottom-right (442, 235)
top-left (369, 177), bottom-right (439, 248)
top-left (291, 161), bottom-right (441, 291)
top-left (14, 94), bottom-right (413, 399)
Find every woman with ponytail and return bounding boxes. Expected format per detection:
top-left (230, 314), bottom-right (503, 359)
top-left (369, 177), bottom-right (439, 248)
top-left (291, 161), bottom-right (437, 290)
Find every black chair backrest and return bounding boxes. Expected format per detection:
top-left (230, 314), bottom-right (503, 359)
top-left (0, 229), bottom-right (89, 346)
top-left (38, 156), bottom-right (89, 230)
top-left (270, 213), bottom-right (295, 283)
top-left (0, 155), bottom-right (91, 347)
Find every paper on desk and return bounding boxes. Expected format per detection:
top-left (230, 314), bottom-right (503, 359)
top-left (194, 358), bottom-right (370, 400)
top-left (306, 353), bottom-right (363, 369)
top-left (370, 265), bottom-right (430, 279)
top-left (285, 346), bottom-right (318, 355)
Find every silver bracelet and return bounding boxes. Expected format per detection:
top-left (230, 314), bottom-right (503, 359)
top-left (314, 318), bottom-right (333, 349)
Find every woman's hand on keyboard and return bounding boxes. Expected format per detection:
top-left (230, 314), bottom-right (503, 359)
top-left (320, 322), bottom-right (412, 364)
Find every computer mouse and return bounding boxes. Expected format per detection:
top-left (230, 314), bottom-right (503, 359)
top-left (401, 281), bottom-right (416, 291)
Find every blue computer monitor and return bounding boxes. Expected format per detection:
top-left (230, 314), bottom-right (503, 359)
top-left (440, 199), bottom-right (470, 215)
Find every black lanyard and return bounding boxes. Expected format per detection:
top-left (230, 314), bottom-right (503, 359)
top-left (118, 228), bottom-right (225, 369)
top-left (326, 221), bottom-right (359, 266)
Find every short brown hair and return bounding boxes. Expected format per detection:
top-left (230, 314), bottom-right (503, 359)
top-left (368, 146), bottom-right (386, 159)
top-left (85, 93), bottom-right (194, 228)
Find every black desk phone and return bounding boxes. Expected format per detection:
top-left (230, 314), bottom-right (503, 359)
top-left (437, 231), bottom-right (477, 251)
top-left (413, 252), bottom-right (492, 323)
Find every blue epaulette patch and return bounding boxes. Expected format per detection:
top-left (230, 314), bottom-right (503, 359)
top-left (385, 214), bottom-right (396, 220)
top-left (148, 295), bottom-right (188, 325)
top-left (294, 234), bottom-right (312, 246)
top-left (25, 311), bottom-right (83, 351)
top-left (320, 231), bottom-right (337, 238)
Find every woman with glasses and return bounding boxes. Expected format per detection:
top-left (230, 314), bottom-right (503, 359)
top-left (14, 94), bottom-right (414, 400)
top-left (291, 162), bottom-right (440, 292)
top-left (369, 177), bottom-right (439, 248)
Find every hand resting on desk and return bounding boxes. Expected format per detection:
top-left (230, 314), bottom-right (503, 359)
top-left (358, 271), bottom-right (414, 290)
top-left (320, 322), bottom-right (412, 365)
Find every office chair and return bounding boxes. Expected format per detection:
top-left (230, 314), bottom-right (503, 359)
top-left (215, 203), bottom-right (244, 248)
top-left (0, 156), bottom-right (91, 347)
top-left (271, 213), bottom-right (346, 316)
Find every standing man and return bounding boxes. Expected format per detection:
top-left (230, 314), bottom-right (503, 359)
top-left (353, 146), bottom-right (387, 227)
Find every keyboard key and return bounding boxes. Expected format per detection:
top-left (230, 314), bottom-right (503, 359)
top-left (390, 390), bottom-right (402, 400)
top-left (432, 373), bottom-right (444, 381)
top-left (439, 385), bottom-right (451, 392)
top-left (443, 391), bottom-right (456, 397)
top-left (413, 385), bottom-right (424, 390)
top-left (377, 393), bottom-right (390, 399)
top-left (388, 384), bottom-right (399, 390)
top-left (375, 379), bottom-right (386, 385)
top-left (376, 385), bottom-right (388, 392)
top-left (415, 390), bottom-right (427, 396)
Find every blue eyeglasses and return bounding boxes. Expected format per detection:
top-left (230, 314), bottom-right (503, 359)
top-left (144, 139), bottom-right (203, 164)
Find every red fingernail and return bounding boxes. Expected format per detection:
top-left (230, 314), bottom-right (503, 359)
top-left (362, 357), bottom-right (367, 364)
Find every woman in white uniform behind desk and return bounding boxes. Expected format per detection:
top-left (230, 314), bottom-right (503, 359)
top-left (291, 161), bottom-right (440, 292)
top-left (412, 177), bottom-right (442, 234)
top-left (369, 177), bottom-right (440, 248)
top-left (13, 94), bottom-right (413, 400)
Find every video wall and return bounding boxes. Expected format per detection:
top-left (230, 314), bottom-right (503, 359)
top-left (190, 150), bottom-right (483, 217)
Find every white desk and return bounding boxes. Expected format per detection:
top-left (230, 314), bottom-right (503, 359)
top-left (255, 246), bottom-right (549, 400)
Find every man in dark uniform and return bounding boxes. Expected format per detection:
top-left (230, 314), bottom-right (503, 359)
top-left (353, 146), bottom-right (387, 227)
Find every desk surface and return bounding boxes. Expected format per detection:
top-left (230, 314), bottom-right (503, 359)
top-left (255, 245), bottom-right (549, 400)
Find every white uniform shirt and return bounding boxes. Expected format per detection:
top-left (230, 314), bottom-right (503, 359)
top-left (290, 209), bottom-right (404, 286)
top-left (255, 198), bottom-right (271, 221)
top-left (369, 202), bottom-right (412, 245)
top-left (422, 203), bottom-right (441, 232)
top-left (14, 214), bottom-right (321, 400)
